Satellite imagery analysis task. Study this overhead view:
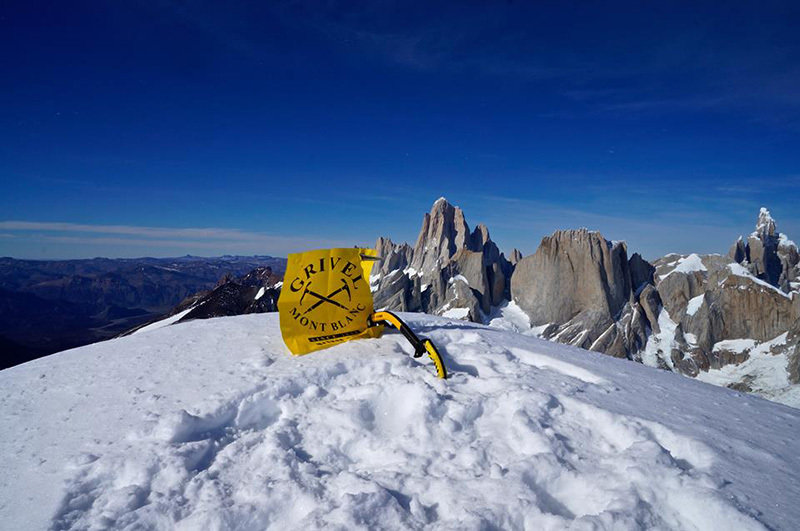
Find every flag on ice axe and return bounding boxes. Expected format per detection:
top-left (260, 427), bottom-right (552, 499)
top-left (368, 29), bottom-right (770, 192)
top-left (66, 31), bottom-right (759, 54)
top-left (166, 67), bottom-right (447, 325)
top-left (277, 248), bottom-right (447, 379)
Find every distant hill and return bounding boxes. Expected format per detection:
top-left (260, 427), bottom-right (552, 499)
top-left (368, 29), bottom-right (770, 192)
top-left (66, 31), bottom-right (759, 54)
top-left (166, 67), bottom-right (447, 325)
top-left (0, 255), bottom-right (285, 369)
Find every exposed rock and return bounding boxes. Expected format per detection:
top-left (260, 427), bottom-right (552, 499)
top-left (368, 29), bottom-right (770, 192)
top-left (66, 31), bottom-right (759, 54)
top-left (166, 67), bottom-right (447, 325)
top-left (630, 253), bottom-right (655, 292)
top-left (730, 207), bottom-right (799, 294)
top-left (647, 250), bottom-right (799, 381)
top-left (372, 198), bottom-right (511, 321)
top-left (125, 266), bottom-right (282, 333)
top-left (409, 197), bottom-right (472, 276)
top-left (511, 229), bottom-right (632, 325)
top-left (510, 228), bottom-right (651, 359)
top-left (510, 248), bottom-right (523, 265)
top-left (729, 236), bottom-right (747, 263)
top-left (638, 284), bottom-right (662, 334)
top-left (788, 322), bottom-right (800, 385)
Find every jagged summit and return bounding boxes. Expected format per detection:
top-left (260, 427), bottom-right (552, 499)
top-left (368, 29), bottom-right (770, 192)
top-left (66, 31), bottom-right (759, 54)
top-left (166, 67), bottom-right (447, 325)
top-left (730, 207), bottom-right (799, 293)
top-left (754, 207), bottom-right (777, 238)
top-left (372, 198), bottom-right (511, 321)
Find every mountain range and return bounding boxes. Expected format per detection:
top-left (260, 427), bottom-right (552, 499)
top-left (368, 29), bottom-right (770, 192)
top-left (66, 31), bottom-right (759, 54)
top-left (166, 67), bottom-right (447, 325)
top-left (0, 255), bottom-right (285, 368)
top-left (370, 199), bottom-right (799, 406)
top-left (4, 200), bottom-right (798, 407)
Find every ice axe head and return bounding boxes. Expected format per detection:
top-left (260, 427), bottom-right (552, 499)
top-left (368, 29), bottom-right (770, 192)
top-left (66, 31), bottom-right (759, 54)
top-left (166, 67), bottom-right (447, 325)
top-left (340, 278), bottom-right (351, 300)
top-left (299, 282), bottom-right (312, 306)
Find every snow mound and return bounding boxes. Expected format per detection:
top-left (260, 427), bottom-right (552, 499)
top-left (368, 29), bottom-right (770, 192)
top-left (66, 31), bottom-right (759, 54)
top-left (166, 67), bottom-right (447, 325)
top-left (659, 253), bottom-right (707, 279)
top-left (2, 314), bottom-right (799, 530)
top-left (686, 294), bottom-right (705, 316)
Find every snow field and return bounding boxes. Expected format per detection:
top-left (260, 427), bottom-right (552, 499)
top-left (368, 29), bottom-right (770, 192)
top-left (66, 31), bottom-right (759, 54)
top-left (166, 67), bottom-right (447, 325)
top-left (2, 314), bottom-right (799, 530)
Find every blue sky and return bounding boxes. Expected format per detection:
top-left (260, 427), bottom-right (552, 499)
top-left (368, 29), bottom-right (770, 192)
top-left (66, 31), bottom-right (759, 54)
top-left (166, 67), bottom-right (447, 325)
top-left (1, 1), bottom-right (799, 260)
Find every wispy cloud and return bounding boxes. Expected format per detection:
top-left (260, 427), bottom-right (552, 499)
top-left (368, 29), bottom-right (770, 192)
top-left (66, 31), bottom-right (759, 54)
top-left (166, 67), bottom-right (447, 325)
top-left (0, 221), bottom-right (352, 256)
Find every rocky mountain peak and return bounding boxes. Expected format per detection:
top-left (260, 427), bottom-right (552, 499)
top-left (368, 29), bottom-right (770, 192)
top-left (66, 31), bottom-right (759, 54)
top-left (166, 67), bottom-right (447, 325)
top-left (410, 197), bottom-right (473, 275)
top-left (509, 229), bottom-right (650, 358)
top-left (730, 207), bottom-right (799, 293)
top-left (512, 229), bottom-right (633, 327)
top-left (372, 198), bottom-right (512, 321)
top-left (470, 223), bottom-right (491, 249)
top-left (755, 207), bottom-right (777, 238)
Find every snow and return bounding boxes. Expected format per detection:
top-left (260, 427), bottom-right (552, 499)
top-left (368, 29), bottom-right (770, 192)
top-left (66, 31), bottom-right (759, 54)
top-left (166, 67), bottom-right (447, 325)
top-left (402, 267), bottom-right (420, 278)
top-left (713, 338), bottom-right (757, 354)
top-left (447, 274), bottom-right (468, 285)
top-left (131, 306), bottom-right (196, 335)
top-left (485, 301), bottom-right (532, 334)
top-left (441, 307), bottom-right (470, 319)
top-left (254, 287), bottom-right (266, 300)
top-left (659, 253), bottom-right (707, 279)
top-left (697, 333), bottom-right (796, 405)
top-left (641, 308), bottom-right (680, 370)
top-left (2, 314), bottom-right (800, 530)
top-left (686, 294), bottom-right (705, 316)
top-left (779, 233), bottom-right (796, 249)
top-left (727, 263), bottom-right (791, 299)
top-left (754, 207), bottom-right (775, 235)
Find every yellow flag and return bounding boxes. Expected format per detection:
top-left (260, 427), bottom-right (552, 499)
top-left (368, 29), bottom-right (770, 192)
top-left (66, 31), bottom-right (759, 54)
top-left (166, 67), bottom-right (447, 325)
top-left (278, 248), bottom-right (383, 355)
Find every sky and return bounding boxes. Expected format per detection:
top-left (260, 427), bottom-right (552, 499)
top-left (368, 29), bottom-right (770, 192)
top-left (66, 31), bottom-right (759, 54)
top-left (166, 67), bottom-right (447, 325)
top-left (1, 1), bottom-right (799, 260)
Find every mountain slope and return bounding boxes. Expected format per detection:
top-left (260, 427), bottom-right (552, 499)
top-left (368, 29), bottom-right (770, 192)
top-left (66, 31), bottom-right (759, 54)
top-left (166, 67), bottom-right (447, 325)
top-left (2, 314), bottom-right (799, 530)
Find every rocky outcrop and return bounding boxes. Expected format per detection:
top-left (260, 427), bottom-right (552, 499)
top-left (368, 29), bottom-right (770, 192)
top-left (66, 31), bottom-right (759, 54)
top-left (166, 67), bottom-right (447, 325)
top-left (125, 267), bottom-right (283, 333)
top-left (371, 198), bottom-right (512, 321)
top-left (729, 208), bottom-right (799, 294)
top-left (648, 251), bottom-right (799, 379)
top-left (510, 228), bottom-right (651, 359)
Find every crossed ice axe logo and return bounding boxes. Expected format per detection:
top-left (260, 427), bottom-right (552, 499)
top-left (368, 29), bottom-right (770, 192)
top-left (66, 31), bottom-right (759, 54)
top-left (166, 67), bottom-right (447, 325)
top-left (299, 278), bottom-right (352, 315)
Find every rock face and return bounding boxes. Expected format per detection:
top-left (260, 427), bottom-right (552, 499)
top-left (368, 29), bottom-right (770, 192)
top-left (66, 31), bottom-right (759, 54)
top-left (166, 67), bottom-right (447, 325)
top-left (640, 209), bottom-right (799, 398)
top-left (511, 229), bottom-right (648, 359)
top-left (648, 253), bottom-right (798, 376)
top-left (124, 267), bottom-right (283, 334)
top-left (506, 208), bottom-right (799, 403)
top-left (729, 207), bottom-right (800, 294)
top-left (372, 198), bottom-right (512, 321)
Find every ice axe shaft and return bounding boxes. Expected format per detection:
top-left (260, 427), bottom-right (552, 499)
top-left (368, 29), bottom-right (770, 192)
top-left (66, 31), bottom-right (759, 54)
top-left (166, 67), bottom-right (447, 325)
top-left (368, 311), bottom-right (447, 379)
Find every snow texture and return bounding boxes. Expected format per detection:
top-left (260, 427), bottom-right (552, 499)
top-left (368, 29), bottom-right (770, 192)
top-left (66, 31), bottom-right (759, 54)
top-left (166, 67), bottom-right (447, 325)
top-left (727, 263), bottom-right (791, 299)
top-left (659, 253), bottom-right (707, 279)
top-left (685, 294), bottom-right (705, 316)
top-left (131, 306), bottom-right (196, 335)
top-left (779, 233), bottom-right (796, 250)
top-left (441, 308), bottom-right (470, 319)
top-left (697, 333), bottom-right (799, 405)
top-left (2, 314), bottom-right (799, 530)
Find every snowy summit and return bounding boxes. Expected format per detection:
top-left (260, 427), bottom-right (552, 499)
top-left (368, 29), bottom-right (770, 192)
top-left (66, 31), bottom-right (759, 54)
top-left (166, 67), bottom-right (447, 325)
top-left (2, 313), bottom-right (799, 530)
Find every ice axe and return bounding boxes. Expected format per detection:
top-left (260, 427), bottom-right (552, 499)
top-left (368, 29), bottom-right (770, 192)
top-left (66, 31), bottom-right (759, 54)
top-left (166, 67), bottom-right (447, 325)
top-left (368, 311), bottom-right (447, 379)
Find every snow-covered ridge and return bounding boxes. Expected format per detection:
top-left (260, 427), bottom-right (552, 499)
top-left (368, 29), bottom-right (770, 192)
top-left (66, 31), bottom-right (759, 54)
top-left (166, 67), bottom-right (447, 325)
top-left (659, 253), bottom-right (707, 279)
top-left (727, 263), bottom-right (792, 299)
top-left (2, 314), bottom-right (799, 530)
